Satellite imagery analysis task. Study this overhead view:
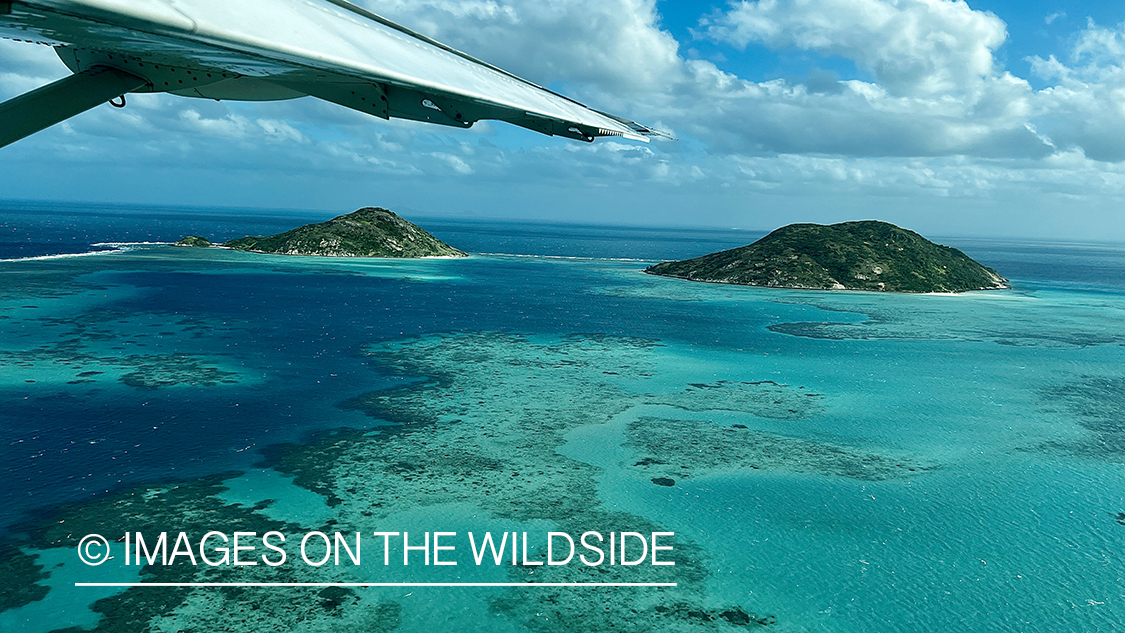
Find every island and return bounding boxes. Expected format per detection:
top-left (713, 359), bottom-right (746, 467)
top-left (220, 207), bottom-right (466, 258)
top-left (644, 220), bottom-right (1008, 293)
top-left (172, 236), bottom-right (212, 247)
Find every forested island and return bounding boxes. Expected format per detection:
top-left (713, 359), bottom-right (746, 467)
top-left (645, 220), bottom-right (1008, 293)
top-left (175, 207), bottom-right (465, 258)
top-left (172, 236), bottom-right (212, 247)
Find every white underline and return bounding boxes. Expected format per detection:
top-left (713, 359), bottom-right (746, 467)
top-left (75, 582), bottom-right (676, 588)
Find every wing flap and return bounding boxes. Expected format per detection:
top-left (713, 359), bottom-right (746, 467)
top-left (284, 80), bottom-right (390, 120)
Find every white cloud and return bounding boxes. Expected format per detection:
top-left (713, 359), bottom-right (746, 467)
top-left (257, 119), bottom-right (308, 144)
top-left (358, 0), bottom-right (685, 96)
top-left (661, 68), bottom-right (1046, 158)
top-left (179, 110), bottom-right (254, 139)
top-left (678, 0), bottom-right (1048, 159)
top-left (432, 152), bottom-right (474, 174)
top-left (0, 38), bottom-right (69, 98)
top-left (703, 0), bottom-right (1007, 97)
top-left (1029, 20), bottom-right (1125, 161)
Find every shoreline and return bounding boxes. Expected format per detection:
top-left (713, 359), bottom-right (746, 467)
top-left (641, 268), bottom-right (1012, 294)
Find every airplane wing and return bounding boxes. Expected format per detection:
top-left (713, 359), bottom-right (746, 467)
top-left (0, 0), bottom-right (673, 148)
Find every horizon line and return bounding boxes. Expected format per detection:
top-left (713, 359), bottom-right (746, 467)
top-left (4, 198), bottom-right (1120, 245)
top-left (76, 582), bottom-right (677, 588)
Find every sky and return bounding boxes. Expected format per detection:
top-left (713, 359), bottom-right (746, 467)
top-left (2, 0), bottom-right (1125, 240)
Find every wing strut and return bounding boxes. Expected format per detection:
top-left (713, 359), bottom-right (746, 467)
top-left (0, 66), bottom-right (148, 149)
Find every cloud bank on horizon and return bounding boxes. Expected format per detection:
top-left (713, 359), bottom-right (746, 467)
top-left (1, 0), bottom-right (1124, 239)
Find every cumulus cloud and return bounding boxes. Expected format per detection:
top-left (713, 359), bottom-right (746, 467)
top-left (0, 38), bottom-right (69, 98)
top-left (1029, 19), bottom-right (1125, 161)
top-left (702, 0), bottom-right (1007, 97)
top-left (680, 0), bottom-right (1049, 158)
top-left (432, 152), bottom-right (474, 175)
top-left (662, 67), bottom-right (1046, 158)
top-left (359, 0), bottom-right (685, 96)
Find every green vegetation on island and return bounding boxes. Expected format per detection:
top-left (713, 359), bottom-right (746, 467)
top-left (222, 207), bottom-right (466, 258)
top-left (645, 220), bottom-right (1008, 293)
top-left (172, 235), bottom-right (212, 247)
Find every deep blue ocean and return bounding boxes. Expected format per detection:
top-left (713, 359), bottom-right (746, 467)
top-left (1, 202), bottom-right (1122, 632)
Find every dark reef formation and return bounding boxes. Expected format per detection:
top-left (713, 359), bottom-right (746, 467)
top-left (645, 220), bottom-right (1008, 293)
top-left (1037, 376), bottom-right (1125, 459)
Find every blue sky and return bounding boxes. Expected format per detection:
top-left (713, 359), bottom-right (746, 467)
top-left (2, 0), bottom-right (1125, 240)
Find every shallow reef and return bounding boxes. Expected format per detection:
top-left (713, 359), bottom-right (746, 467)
top-left (267, 331), bottom-right (942, 629)
top-left (276, 332), bottom-right (783, 630)
top-left (1, 331), bottom-right (800, 632)
top-left (118, 354), bottom-right (238, 389)
top-left (0, 547), bottom-right (49, 611)
top-left (1037, 376), bottom-right (1125, 459)
top-left (1, 344), bottom-right (238, 389)
top-left (767, 320), bottom-right (1120, 348)
top-left (650, 380), bottom-right (824, 420)
top-left (626, 417), bottom-right (934, 482)
top-left (763, 295), bottom-right (1124, 349)
top-left (1, 306), bottom-right (242, 389)
top-left (3, 475), bottom-right (404, 633)
top-left (3, 330), bottom-right (954, 631)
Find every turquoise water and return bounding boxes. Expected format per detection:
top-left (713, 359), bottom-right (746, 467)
top-left (0, 206), bottom-right (1122, 632)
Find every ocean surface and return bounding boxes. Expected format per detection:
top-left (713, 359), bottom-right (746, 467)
top-left (0, 202), bottom-right (1122, 632)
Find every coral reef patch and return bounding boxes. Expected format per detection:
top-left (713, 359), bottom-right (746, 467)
top-left (1, 307), bottom-right (242, 388)
top-left (1037, 376), bottom-right (1125, 459)
top-left (650, 380), bottom-right (824, 420)
top-left (625, 417), bottom-right (934, 482)
top-left (0, 547), bottom-right (49, 611)
top-left (293, 332), bottom-right (778, 630)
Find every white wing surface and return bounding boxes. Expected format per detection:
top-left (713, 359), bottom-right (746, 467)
top-left (0, 0), bottom-right (671, 148)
